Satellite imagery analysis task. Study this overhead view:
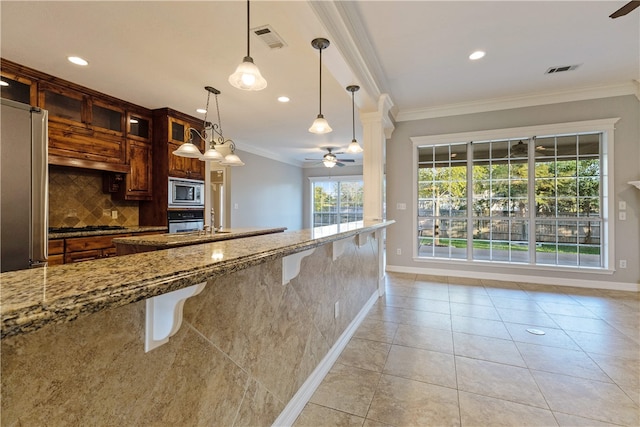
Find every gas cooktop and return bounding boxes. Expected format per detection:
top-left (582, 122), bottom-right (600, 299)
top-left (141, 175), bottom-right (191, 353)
top-left (49, 225), bottom-right (127, 233)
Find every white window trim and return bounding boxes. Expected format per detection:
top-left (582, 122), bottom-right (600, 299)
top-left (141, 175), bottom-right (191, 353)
top-left (410, 118), bottom-right (620, 273)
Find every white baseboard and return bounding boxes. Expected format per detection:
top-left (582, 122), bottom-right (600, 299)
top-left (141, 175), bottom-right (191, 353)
top-left (386, 264), bottom-right (639, 292)
top-left (272, 291), bottom-right (379, 427)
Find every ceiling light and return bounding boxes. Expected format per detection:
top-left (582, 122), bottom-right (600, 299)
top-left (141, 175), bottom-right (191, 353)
top-left (67, 56), bottom-right (88, 66)
top-left (173, 86), bottom-right (244, 166)
top-left (277, 96), bottom-right (290, 103)
top-left (469, 51), bottom-right (485, 60)
top-left (309, 38), bottom-right (332, 134)
top-left (196, 108), bottom-right (207, 114)
top-left (323, 153), bottom-right (337, 168)
top-left (228, 0), bottom-right (267, 91)
top-left (345, 85), bottom-right (363, 154)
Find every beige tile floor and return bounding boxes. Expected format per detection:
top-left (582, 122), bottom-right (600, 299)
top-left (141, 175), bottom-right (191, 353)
top-left (294, 272), bottom-right (640, 427)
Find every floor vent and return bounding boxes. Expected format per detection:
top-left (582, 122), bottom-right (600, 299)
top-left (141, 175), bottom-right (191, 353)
top-left (253, 25), bottom-right (287, 50)
top-left (545, 64), bottom-right (580, 74)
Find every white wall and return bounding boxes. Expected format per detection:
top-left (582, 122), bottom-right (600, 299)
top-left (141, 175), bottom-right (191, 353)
top-left (302, 165), bottom-right (363, 229)
top-left (228, 150), bottom-right (304, 231)
top-left (385, 95), bottom-right (640, 288)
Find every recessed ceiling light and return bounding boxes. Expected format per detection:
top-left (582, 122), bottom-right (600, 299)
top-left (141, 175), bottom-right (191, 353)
top-left (67, 56), bottom-right (88, 66)
top-left (277, 96), bottom-right (290, 103)
top-left (196, 108), bottom-right (207, 114)
top-left (0, 80), bottom-right (8, 87)
top-left (469, 51), bottom-right (486, 60)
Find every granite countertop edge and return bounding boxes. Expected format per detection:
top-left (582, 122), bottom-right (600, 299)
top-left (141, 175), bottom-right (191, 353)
top-left (1, 221), bottom-right (394, 338)
top-left (112, 227), bottom-right (288, 248)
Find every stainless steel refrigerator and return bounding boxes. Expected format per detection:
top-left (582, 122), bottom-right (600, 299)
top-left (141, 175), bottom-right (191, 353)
top-left (1, 98), bottom-right (48, 272)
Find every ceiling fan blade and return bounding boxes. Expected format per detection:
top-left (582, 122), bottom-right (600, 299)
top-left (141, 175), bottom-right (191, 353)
top-left (304, 158), bottom-right (323, 161)
top-left (337, 159), bottom-right (355, 163)
top-left (336, 162), bottom-right (345, 167)
top-left (610, 1), bottom-right (640, 18)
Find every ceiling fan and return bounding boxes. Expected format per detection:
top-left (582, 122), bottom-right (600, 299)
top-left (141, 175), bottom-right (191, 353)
top-left (507, 140), bottom-right (548, 158)
top-left (610, 1), bottom-right (640, 18)
top-left (305, 148), bottom-right (355, 168)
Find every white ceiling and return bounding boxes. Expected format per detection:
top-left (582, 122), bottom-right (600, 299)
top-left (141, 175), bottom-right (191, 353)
top-left (1, 1), bottom-right (638, 166)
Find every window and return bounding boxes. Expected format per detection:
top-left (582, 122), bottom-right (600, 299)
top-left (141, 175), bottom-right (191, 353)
top-left (311, 177), bottom-right (363, 227)
top-left (413, 119), bottom-right (618, 270)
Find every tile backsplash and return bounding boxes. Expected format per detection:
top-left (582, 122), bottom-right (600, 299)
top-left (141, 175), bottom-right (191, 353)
top-left (49, 166), bottom-right (138, 228)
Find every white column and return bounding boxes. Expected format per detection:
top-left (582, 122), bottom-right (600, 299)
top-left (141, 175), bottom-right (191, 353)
top-left (361, 94), bottom-right (394, 222)
top-left (360, 94), bottom-right (394, 296)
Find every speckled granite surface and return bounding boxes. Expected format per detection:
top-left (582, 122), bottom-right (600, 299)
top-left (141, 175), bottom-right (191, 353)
top-left (1, 221), bottom-right (393, 338)
top-left (112, 227), bottom-right (287, 249)
top-left (49, 226), bottom-right (167, 240)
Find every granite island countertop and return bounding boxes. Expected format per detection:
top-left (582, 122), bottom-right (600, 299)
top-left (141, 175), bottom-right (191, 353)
top-left (1, 220), bottom-right (394, 338)
top-left (112, 227), bottom-right (287, 251)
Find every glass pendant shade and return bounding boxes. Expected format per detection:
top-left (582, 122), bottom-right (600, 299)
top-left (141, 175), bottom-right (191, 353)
top-left (201, 146), bottom-right (224, 161)
top-left (220, 152), bottom-right (245, 166)
top-left (229, 57), bottom-right (267, 91)
top-left (323, 159), bottom-right (336, 168)
top-left (173, 142), bottom-right (203, 159)
top-left (347, 139), bottom-right (363, 153)
top-left (309, 114), bottom-right (332, 134)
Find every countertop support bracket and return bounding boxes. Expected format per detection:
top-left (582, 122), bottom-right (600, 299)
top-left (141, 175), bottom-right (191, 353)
top-left (282, 248), bottom-right (315, 285)
top-left (332, 237), bottom-right (351, 261)
top-left (356, 230), bottom-right (378, 247)
top-left (145, 282), bottom-right (206, 352)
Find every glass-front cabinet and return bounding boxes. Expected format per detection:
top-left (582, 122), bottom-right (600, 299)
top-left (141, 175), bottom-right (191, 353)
top-left (0, 72), bottom-right (36, 105)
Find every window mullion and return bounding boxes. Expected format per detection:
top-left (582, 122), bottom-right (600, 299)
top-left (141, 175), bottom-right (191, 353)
top-left (528, 136), bottom-right (536, 264)
top-left (467, 142), bottom-right (473, 261)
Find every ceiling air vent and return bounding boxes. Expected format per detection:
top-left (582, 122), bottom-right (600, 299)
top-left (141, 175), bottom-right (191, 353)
top-left (252, 25), bottom-right (287, 50)
top-left (545, 64), bottom-right (580, 74)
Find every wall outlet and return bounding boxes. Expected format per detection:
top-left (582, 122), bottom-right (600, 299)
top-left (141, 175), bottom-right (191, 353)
top-left (334, 301), bottom-right (339, 319)
top-left (619, 260), bottom-right (627, 269)
top-left (234, 203), bottom-right (239, 210)
top-left (396, 203), bottom-right (406, 210)
top-left (396, 248), bottom-right (402, 255)
top-left (619, 211), bottom-right (626, 221)
top-left (619, 201), bottom-right (627, 210)
top-left (111, 210), bottom-right (118, 219)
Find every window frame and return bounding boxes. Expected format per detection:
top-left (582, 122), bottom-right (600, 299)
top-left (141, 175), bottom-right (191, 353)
top-left (411, 118), bottom-right (619, 273)
top-left (309, 175), bottom-right (364, 228)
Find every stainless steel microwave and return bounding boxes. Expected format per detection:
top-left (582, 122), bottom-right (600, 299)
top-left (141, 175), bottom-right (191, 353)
top-left (168, 177), bottom-right (204, 208)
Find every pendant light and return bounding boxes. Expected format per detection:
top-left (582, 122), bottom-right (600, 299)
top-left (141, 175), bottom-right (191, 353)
top-left (228, 0), bottom-right (267, 91)
top-left (345, 85), bottom-right (363, 153)
top-left (173, 86), bottom-right (244, 166)
top-left (308, 38), bottom-right (332, 134)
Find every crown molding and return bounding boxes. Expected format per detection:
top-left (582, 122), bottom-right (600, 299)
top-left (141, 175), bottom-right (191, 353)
top-left (396, 82), bottom-right (639, 122)
top-left (308, 0), bottom-right (386, 111)
top-left (233, 142), bottom-right (304, 168)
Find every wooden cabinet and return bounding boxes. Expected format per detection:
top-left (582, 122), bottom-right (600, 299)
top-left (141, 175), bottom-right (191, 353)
top-left (38, 81), bottom-right (128, 171)
top-left (167, 116), bottom-right (204, 180)
top-left (47, 239), bottom-right (65, 266)
top-left (109, 111), bottom-right (154, 201)
top-left (121, 140), bottom-right (152, 200)
top-left (140, 108), bottom-right (205, 226)
top-left (0, 69), bottom-right (37, 105)
top-left (64, 233), bottom-right (131, 264)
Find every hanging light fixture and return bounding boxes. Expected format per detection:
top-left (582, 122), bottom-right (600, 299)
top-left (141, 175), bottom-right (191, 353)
top-left (228, 0), bottom-right (267, 91)
top-left (173, 86), bottom-right (244, 166)
top-left (345, 85), bottom-right (363, 153)
top-left (308, 38), bottom-right (332, 134)
top-left (323, 152), bottom-right (337, 168)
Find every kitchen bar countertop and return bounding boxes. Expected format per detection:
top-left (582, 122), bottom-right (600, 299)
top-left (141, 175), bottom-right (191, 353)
top-left (49, 226), bottom-right (167, 239)
top-left (112, 227), bottom-right (287, 252)
top-left (1, 220), bottom-right (393, 338)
